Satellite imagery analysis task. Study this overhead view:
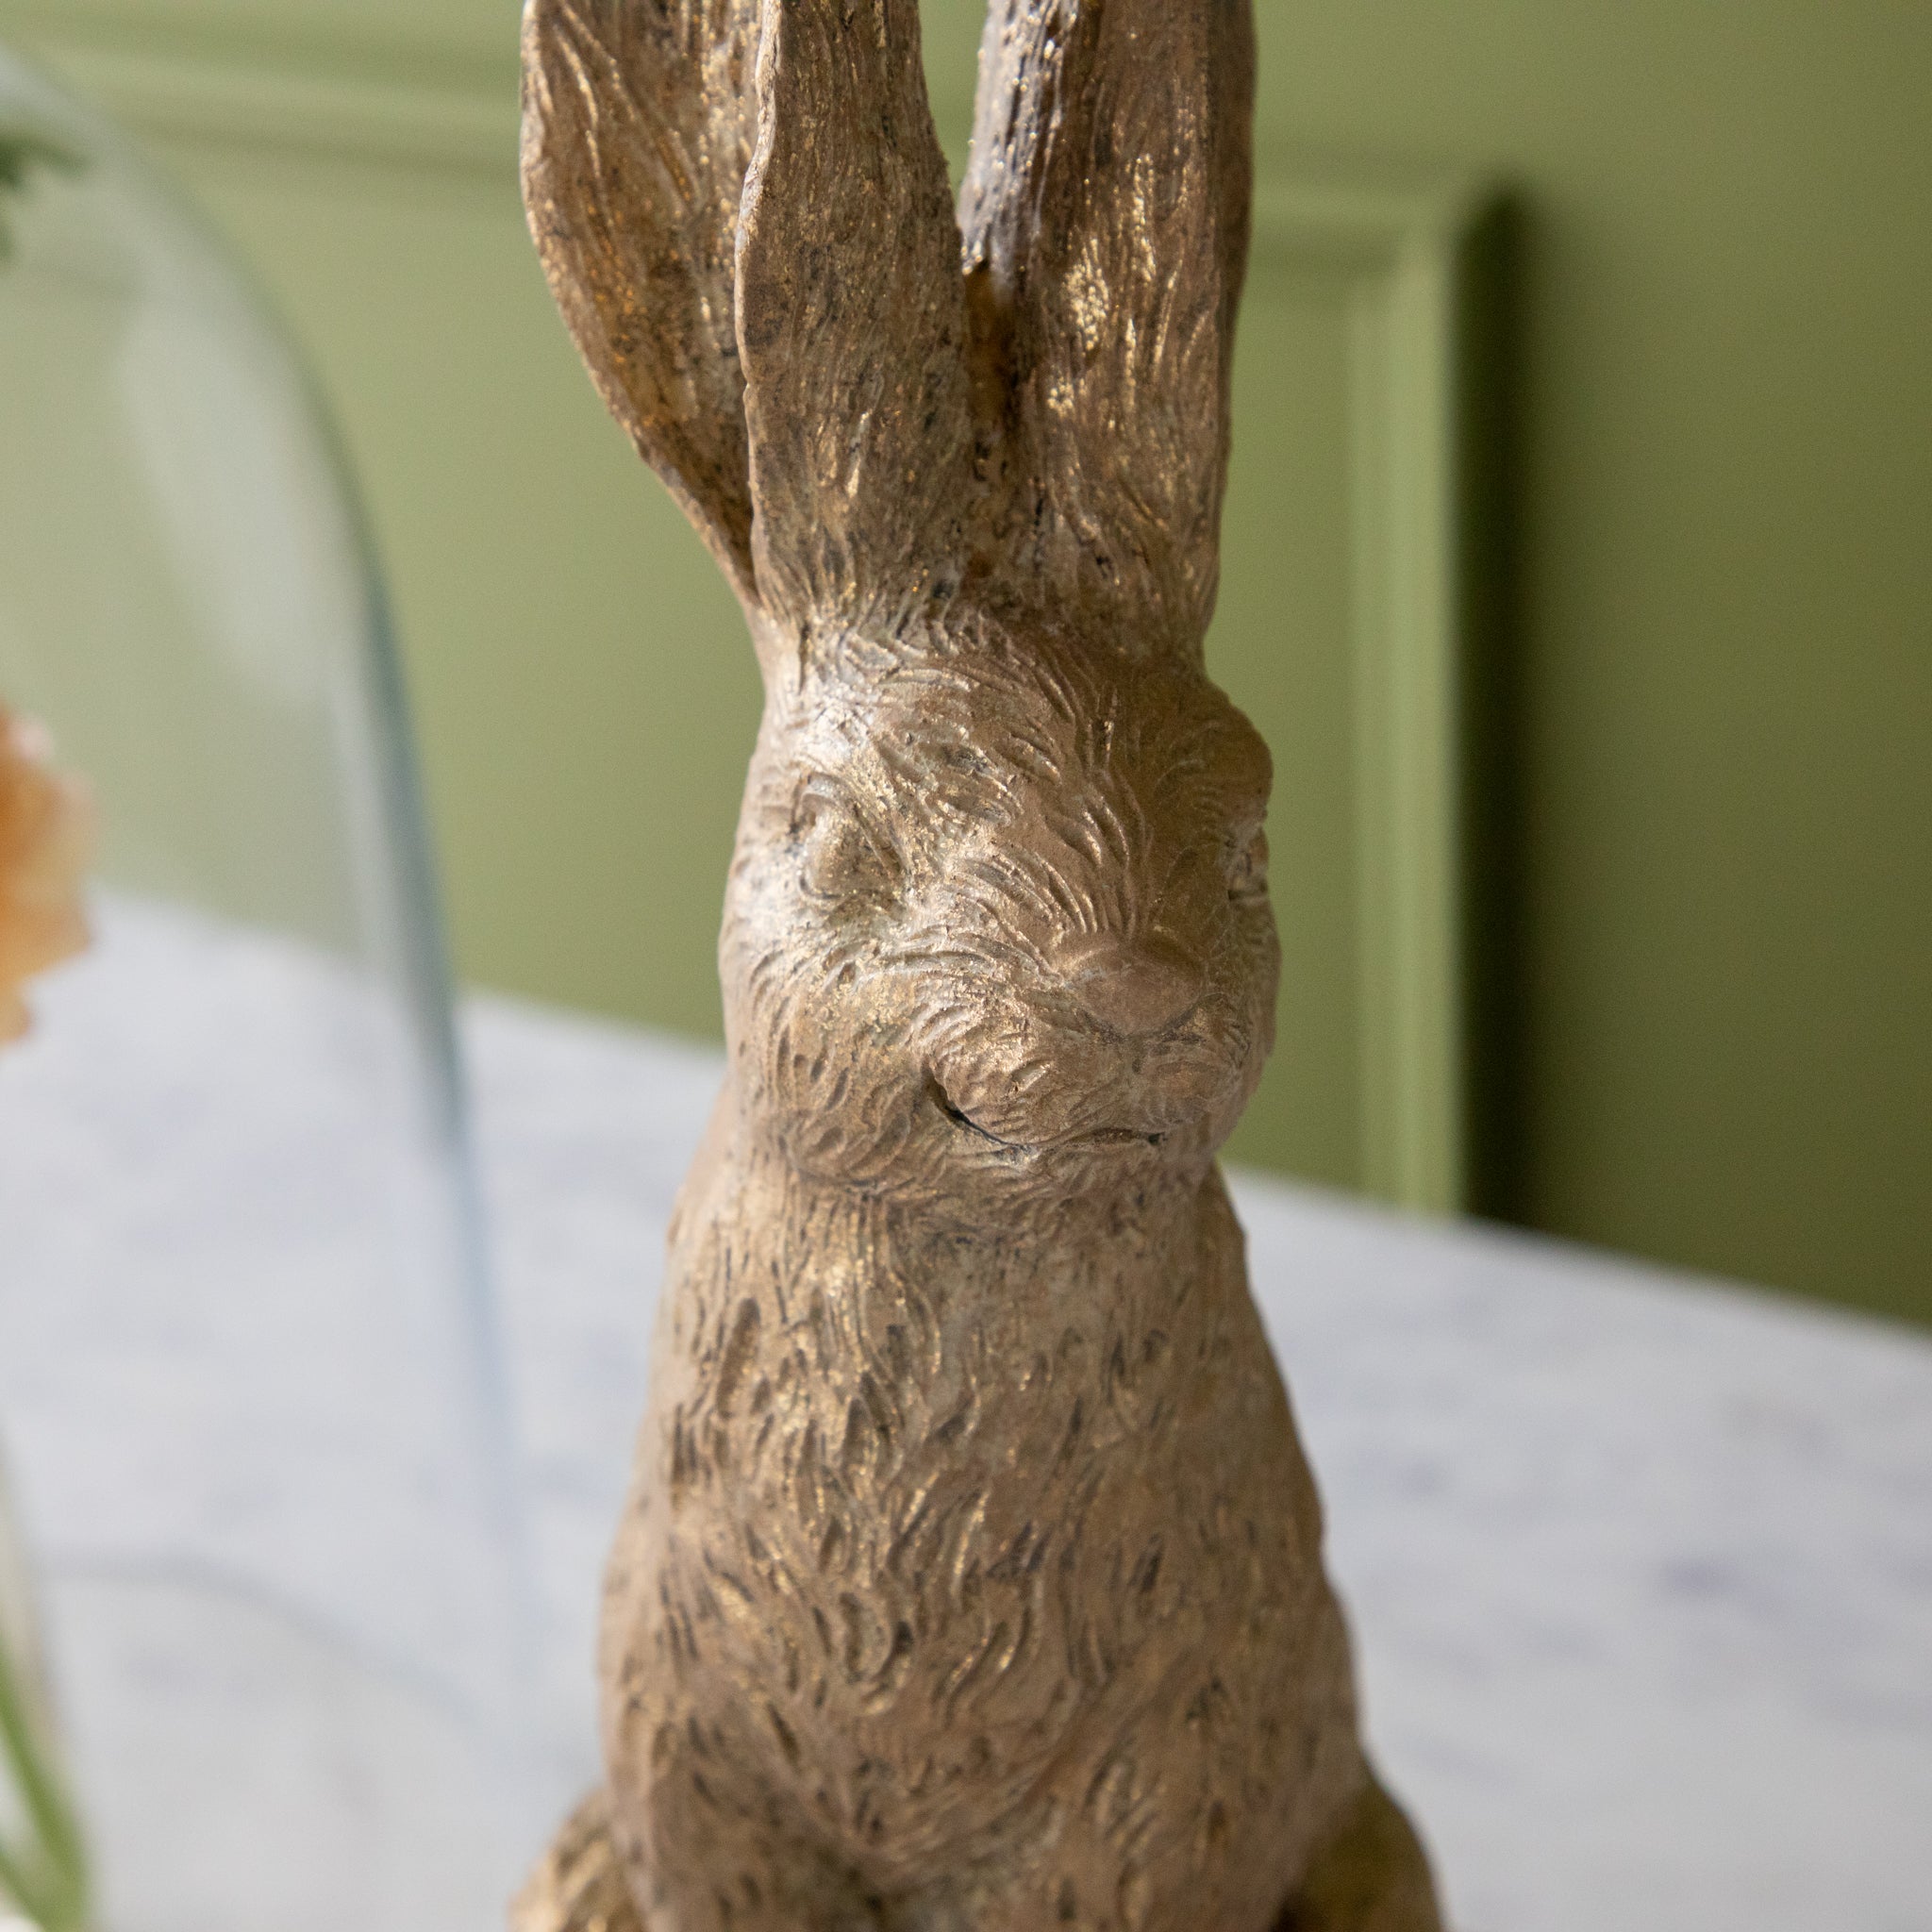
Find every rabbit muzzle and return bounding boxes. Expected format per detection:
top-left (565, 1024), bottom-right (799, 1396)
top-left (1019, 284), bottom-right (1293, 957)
top-left (1054, 934), bottom-right (1208, 1038)
top-left (921, 949), bottom-right (1258, 1174)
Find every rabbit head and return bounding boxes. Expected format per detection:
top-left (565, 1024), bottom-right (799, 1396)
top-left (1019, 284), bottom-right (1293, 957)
top-left (524, 0), bottom-right (1264, 1213)
top-left (721, 616), bottom-right (1277, 1210)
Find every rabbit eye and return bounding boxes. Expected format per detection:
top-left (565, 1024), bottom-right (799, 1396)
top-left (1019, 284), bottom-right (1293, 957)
top-left (1227, 823), bottom-right (1270, 905)
top-left (796, 781), bottom-right (898, 905)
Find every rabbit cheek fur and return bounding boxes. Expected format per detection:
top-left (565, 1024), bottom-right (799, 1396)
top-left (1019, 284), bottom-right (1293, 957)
top-left (595, 625), bottom-right (1374, 1930)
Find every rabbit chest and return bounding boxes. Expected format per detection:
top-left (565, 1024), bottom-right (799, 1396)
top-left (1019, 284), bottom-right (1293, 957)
top-left (599, 1137), bottom-right (1359, 1890)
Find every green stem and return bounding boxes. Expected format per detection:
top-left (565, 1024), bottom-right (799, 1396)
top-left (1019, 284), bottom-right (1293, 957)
top-left (0, 1624), bottom-right (88, 1932)
top-left (0, 1820), bottom-right (56, 1927)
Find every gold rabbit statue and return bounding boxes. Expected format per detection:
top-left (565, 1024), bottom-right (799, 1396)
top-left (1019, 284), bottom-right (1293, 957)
top-left (515, 3), bottom-right (1444, 1927)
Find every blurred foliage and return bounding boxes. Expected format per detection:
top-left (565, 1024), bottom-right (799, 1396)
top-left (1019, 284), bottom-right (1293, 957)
top-left (0, 125), bottom-right (78, 261)
top-left (0, 1620), bottom-right (91, 1932)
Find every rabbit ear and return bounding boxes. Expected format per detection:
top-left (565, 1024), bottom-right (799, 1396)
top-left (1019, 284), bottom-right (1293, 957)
top-left (734, 0), bottom-right (979, 640)
top-left (960, 0), bottom-right (1257, 661)
top-left (521, 0), bottom-right (762, 605)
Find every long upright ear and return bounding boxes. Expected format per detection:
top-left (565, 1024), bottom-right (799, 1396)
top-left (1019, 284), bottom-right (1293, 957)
top-left (734, 0), bottom-right (978, 640)
top-left (521, 0), bottom-right (762, 605)
top-left (959, 0), bottom-right (1257, 661)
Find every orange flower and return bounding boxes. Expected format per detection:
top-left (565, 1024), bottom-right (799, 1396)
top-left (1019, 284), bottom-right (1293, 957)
top-left (0, 706), bottom-right (92, 1044)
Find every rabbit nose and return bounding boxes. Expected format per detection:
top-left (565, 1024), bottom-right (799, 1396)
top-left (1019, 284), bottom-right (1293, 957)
top-left (1058, 937), bottom-right (1206, 1037)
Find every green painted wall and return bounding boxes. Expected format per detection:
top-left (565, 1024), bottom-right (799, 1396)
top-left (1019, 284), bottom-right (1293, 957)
top-left (4, 0), bottom-right (1928, 1324)
top-left (1261, 2), bottom-right (1932, 1324)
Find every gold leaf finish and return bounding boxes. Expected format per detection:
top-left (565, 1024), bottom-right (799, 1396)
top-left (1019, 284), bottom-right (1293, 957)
top-left (959, 0), bottom-right (1256, 659)
top-left (522, 0), bottom-right (763, 601)
top-left (520, 3), bottom-right (1442, 1925)
top-left (736, 0), bottom-right (978, 635)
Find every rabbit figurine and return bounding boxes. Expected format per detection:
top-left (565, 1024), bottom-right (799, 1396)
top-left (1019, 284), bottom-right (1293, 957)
top-left (516, 2), bottom-right (1445, 1927)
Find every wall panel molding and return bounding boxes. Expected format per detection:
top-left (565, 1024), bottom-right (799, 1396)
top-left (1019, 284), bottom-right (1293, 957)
top-left (1246, 168), bottom-right (1498, 1214)
top-left (0, 3), bottom-right (518, 180)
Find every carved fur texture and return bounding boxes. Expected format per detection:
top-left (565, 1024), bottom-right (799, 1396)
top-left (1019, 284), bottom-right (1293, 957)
top-left (520, 3), bottom-right (1444, 1927)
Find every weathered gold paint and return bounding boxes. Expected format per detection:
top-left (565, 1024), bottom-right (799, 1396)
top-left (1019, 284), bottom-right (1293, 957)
top-left (515, 2), bottom-right (1440, 1926)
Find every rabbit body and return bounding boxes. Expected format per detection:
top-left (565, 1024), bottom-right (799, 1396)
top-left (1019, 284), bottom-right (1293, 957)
top-left (598, 626), bottom-right (1366, 1930)
top-left (608, 1145), bottom-right (1359, 1932)
top-left (517, 0), bottom-right (1444, 1925)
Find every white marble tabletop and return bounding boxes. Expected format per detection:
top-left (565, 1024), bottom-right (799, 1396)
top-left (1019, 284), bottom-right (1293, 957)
top-left (3, 900), bottom-right (1929, 1932)
top-left (467, 991), bottom-right (1932, 1932)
